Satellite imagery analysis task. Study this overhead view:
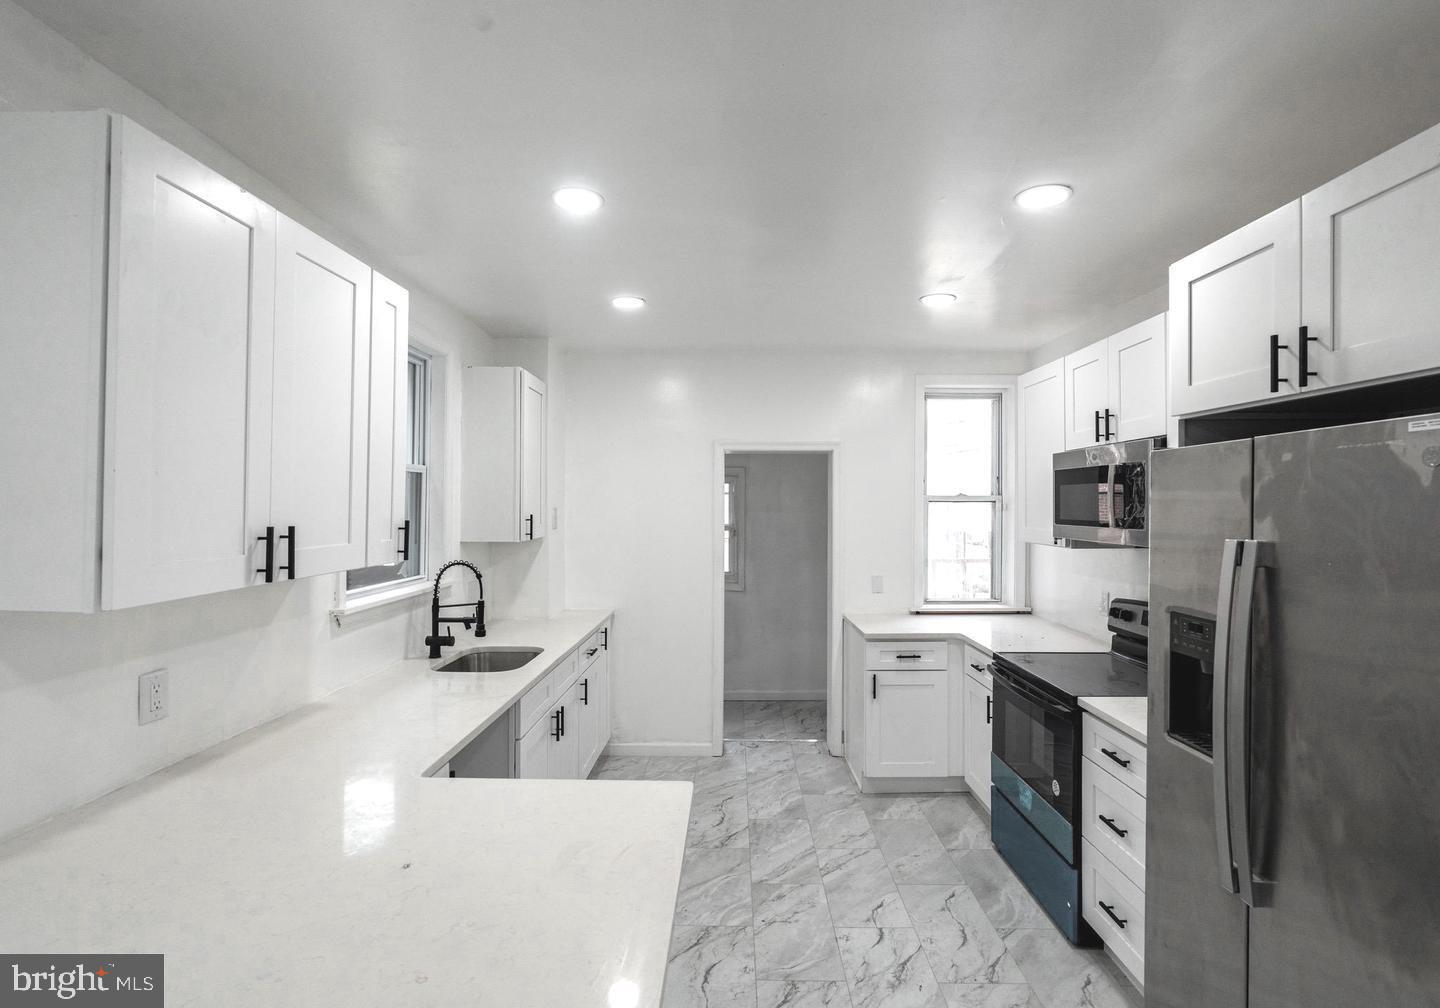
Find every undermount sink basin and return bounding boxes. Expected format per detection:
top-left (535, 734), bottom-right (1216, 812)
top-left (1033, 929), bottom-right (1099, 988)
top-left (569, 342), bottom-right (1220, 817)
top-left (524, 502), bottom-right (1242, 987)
top-left (436, 647), bottom-right (543, 674)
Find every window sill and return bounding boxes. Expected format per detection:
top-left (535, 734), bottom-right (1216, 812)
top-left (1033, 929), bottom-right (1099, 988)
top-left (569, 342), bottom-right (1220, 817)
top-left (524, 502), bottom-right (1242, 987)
top-left (910, 604), bottom-right (1032, 615)
top-left (330, 578), bottom-right (431, 622)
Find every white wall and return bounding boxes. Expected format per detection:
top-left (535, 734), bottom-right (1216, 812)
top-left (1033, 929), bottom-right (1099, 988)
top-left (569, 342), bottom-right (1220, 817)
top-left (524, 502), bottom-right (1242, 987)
top-left (1026, 543), bottom-right (1149, 640)
top-left (724, 453), bottom-right (829, 701)
top-left (0, 0), bottom-right (494, 838)
top-left (562, 347), bottom-right (1026, 751)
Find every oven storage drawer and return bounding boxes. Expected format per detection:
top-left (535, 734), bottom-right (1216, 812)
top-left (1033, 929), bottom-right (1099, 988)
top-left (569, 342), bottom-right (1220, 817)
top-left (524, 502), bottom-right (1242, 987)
top-left (1082, 838), bottom-right (1146, 982)
top-left (864, 641), bottom-right (947, 670)
top-left (1082, 755), bottom-right (1147, 889)
top-left (1082, 714), bottom-right (1147, 796)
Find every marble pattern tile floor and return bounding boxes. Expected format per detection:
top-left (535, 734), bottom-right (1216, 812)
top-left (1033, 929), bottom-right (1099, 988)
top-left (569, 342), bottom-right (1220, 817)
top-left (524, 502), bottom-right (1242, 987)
top-left (592, 726), bottom-right (1143, 1008)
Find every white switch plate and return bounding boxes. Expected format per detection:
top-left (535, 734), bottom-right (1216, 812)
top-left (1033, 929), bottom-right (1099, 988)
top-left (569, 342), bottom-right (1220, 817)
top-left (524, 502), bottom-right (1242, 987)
top-left (870, 575), bottom-right (884, 594)
top-left (138, 668), bottom-right (168, 725)
top-left (1099, 590), bottom-right (1112, 614)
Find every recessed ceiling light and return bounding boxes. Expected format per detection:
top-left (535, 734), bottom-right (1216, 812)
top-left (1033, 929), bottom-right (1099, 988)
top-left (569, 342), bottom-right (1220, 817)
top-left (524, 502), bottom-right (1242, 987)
top-left (1014, 184), bottom-right (1073, 210)
top-left (552, 187), bottom-right (604, 214)
top-left (611, 295), bottom-right (646, 311)
top-left (919, 292), bottom-right (957, 307)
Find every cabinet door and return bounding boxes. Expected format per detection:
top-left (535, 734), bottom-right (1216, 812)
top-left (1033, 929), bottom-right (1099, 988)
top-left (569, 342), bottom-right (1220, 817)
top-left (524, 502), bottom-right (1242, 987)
top-left (864, 669), bottom-right (948, 777)
top-left (963, 675), bottom-right (993, 810)
top-left (577, 647), bottom-right (610, 774)
top-left (519, 371), bottom-right (546, 541)
top-left (553, 682), bottom-right (582, 779)
top-left (1016, 360), bottom-right (1065, 544)
top-left (365, 272), bottom-right (409, 567)
top-left (271, 217), bottom-right (372, 579)
top-left (1169, 201), bottom-right (1301, 416)
top-left (515, 712), bottom-right (553, 780)
top-left (1107, 313), bottom-right (1167, 441)
top-left (1302, 121), bottom-right (1440, 389)
top-left (1062, 338), bottom-right (1110, 449)
top-left (103, 118), bottom-right (278, 610)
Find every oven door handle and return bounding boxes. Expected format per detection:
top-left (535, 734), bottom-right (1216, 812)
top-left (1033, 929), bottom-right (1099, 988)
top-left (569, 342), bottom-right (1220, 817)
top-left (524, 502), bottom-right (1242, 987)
top-left (991, 666), bottom-right (1073, 717)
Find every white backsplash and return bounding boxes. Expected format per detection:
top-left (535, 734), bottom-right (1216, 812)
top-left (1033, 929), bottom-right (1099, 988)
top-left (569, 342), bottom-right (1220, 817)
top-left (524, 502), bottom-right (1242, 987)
top-left (1027, 543), bottom-right (1149, 640)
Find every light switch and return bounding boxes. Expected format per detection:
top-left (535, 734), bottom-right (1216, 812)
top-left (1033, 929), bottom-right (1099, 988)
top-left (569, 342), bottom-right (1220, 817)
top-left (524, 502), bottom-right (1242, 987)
top-left (870, 575), bottom-right (884, 594)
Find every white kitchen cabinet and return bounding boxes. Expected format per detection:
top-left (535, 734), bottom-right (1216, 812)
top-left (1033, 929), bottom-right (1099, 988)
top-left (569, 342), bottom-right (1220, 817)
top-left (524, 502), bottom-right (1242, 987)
top-left (1062, 338), bottom-right (1111, 449)
top-left (271, 217), bottom-right (372, 580)
top-left (864, 664), bottom-right (949, 777)
top-left (1301, 120), bottom-right (1440, 389)
top-left (575, 630), bottom-right (611, 776)
top-left (1017, 360), bottom-right (1065, 544)
top-left (1169, 201), bottom-right (1302, 417)
top-left (963, 667), bottom-right (993, 811)
top-left (1080, 712), bottom-right (1148, 989)
top-left (365, 273), bottom-right (410, 568)
top-left (515, 710), bottom-right (555, 779)
top-left (461, 366), bottom-right (548, 542)
top-left (1107, 314), bottom-right (1167, 441)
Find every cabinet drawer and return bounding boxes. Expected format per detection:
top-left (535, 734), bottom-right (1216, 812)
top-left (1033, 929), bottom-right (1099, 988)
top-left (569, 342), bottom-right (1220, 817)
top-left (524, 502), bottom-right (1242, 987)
top-left (515, 669), bottom-right (556, 736)
top-left (962, 644), bottom-right (993, 686)
top-left (1082, 838), bottom-right (1146, 983)
top-left (865, 641), bottom-right (947, 670)
top-left (1082, 756), bottom-right (1147, 889)
top-left (1082, 714), bottom-right (1147, 797)
top-left (579, 628), bottom-right (605, 670)
top-left (552, 652), bottom-right (581, 696)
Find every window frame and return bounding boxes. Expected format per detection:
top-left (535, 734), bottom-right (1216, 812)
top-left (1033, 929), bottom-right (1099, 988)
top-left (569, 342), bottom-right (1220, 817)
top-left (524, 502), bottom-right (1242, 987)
top-left (914, 377), bottom-right (1023, 613)
top-left (722, 466), bottom-right (746, 592)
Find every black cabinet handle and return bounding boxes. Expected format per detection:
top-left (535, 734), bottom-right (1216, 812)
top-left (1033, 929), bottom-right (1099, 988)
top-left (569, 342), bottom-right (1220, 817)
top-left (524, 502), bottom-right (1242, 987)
top-left (1094, 410), bottom-right (1102, 442)
top-left (1099, 814), bottom-right (1129, 838)
top-left (1100, 747), bottom-right (1131, 768)
top-left (895, 653), bottom-right (923, 660)
top-left (277, 526), bottom-right (295, 580)
top-left (986, 695), bottom-right (992, 724)
top-left (256, 526), bottom-right (275, 582)
top-left (1104, 409), bottom-right (1115, 440)
top-left (1269, 333), bottom-right (1291, 393)
top-left (560, 705), bottom-right (566, 737)
top-left (526, 514), bottom-right (535, 540)
top-left (551, 710), bottom-right (562, 741)
top-left (872, 674), bottom-right (878, 700)
top-left (398, 519), bottom-right (410, 561)
top-left (601, 627), bottom-right (609, 650)
top-left (1298, 325), bottom-right (1318, 388)
top-left (581, 679), bottom-right (589, 705)
top-left (585, 648), bottom-right (599, 658)
top-left (969, 663), bottom-right (986, 673)
top-left (1098, 901), bottom-right (1128, 928)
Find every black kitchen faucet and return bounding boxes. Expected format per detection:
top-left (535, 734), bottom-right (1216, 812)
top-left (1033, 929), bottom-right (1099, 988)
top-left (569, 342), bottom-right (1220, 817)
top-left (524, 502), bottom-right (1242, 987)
top-left (425, 560), bottom-right (486, 659)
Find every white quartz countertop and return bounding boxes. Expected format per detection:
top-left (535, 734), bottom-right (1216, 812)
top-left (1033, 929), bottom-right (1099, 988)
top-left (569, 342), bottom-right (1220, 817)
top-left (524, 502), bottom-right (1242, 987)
top-left (1079, 696), bottom-right (1149, 744)
top-left (0, 609), bottom-right (691, 1008)
top-left (844, 612), bottom-right (1108, 654)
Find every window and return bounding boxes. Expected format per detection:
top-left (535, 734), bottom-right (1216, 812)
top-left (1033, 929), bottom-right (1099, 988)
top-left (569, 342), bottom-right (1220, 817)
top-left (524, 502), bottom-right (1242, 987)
top-left (922, 391), bottom-right (1002, 604)
top-left (346, 349), bottom-right (432, 594)
top-left (722, 467), bottom-right (746, 591)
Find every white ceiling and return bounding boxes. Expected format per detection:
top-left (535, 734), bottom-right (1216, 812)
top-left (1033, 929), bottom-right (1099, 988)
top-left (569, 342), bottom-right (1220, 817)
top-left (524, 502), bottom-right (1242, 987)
top-left (18, 0), bottom-right (1440, 351)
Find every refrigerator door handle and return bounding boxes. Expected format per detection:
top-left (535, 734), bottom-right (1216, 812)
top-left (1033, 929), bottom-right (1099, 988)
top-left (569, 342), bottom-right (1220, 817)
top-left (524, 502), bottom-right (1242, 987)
top-left (1229, 538), bottom-right (1276, 909)
top-left (1213, 538), bottom-right (1241, 895)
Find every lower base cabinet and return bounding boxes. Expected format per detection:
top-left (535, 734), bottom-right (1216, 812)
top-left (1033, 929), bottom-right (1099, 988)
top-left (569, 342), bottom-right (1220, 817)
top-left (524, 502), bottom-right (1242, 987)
top-left (962, 666), bottom-right (993, 811)
top-left (515, 623), bottom-right (611, 780)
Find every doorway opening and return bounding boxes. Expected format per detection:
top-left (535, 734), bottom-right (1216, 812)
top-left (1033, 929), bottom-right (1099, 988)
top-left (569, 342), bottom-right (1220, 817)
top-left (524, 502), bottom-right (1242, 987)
top-left (715, 447), bottom-right (836, 751)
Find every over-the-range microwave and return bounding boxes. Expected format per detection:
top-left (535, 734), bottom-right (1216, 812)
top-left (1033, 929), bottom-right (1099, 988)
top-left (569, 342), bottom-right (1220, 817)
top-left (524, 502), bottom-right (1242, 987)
top-left (1052, 436), bottom-right (1164, 547)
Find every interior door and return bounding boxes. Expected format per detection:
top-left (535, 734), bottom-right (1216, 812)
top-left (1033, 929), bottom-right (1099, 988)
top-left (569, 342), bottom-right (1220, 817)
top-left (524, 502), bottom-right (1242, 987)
top-left (865, 669), bottom-right (947, 777)
top-left (272, 216), bottom-right (372, 579)
top-left (1017, 360), bottom-right (1065, 543)
top-left (1301, 121), bottom-right (1440, 390)
top-left (103, 118), bottom-right (277, 609)
top-left (519, 373), bottom-right (546, 540)
top-left (1107, 313), bottom-right (1166, 441)
top-left (365, 272), bottom-right (409, 567)
top-left (1146, 440), bottom-right (1252, 1008)
top-left (1243, 417), bottom-right (1440, 1007)
top-left (1169, 201), bottom-right (1300, 417)
top-left (1063, 338), bottom-right (1110, 449)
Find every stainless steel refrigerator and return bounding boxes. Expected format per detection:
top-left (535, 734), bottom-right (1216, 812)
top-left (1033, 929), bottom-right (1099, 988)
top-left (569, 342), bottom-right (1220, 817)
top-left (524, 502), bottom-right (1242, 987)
top-left (1147, 414), bottom-right (1440, 1007)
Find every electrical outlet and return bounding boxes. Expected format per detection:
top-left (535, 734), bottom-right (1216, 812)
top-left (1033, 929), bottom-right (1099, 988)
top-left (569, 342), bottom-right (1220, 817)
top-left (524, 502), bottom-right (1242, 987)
top-left (870, 575), bottom-right (884, 594)
top-left (1099, 590), bottom-right (1112, 615)
top-left (138, 668), bottom-right (168, 725)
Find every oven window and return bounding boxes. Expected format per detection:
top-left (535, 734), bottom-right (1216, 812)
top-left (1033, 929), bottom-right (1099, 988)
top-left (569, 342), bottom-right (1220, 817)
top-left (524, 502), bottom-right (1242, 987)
top-left (992, 676), bottom-right (1077, 823)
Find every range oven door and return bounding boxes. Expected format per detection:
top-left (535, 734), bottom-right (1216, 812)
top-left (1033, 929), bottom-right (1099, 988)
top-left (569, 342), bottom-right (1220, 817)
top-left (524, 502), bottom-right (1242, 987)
top-left (1052, 437), bottom-right (1160, 547)
top-left (990, 666), bottom-right (1081, 864)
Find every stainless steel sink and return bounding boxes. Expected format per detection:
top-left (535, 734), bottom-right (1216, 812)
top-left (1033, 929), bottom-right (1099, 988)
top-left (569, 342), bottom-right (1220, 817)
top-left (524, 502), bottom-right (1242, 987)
top-left (435, 647), bottom-right (542, 674)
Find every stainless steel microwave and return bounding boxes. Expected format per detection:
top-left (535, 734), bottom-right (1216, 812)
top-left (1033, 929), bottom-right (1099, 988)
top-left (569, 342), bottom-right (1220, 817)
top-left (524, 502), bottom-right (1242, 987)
top-left (1052, 436), bottom-right (1164, 547)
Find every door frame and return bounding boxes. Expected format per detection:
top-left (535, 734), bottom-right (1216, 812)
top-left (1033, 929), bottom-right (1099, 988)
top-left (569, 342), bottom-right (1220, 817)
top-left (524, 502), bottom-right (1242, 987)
top-left (711, 441), bottom-right (842, 757)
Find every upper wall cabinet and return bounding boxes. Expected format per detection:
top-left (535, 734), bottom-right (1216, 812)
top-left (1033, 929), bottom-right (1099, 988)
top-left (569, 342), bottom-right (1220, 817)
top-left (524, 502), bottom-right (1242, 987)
top-left (1300, 121), bottom-right (1440, 390)
top-left (0, 112), bottom-right (407, 612)
top-left (462, 366), bottom-right (547, 543)
top-left (1017, 360), bottom-right (1065, 544)
top-left (1062, 314), bottom-right (1167, 449)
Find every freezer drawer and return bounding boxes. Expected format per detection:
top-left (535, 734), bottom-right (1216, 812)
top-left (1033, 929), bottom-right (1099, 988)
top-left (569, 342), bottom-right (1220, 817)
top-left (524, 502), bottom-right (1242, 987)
top-left (1082, 755), bottom-right (1147, 890)
top-left (864, 640), bottom-right (947, 670)
top-left (1082, 713), bottom-right (1147, 796)
top-left (1083, 838), bottom-right (1146, 984)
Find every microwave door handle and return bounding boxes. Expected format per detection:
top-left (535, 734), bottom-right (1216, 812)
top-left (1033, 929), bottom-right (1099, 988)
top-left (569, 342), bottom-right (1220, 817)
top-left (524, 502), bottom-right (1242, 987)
top-left (1106, 465), bottom-right (1118, 528)
top-left (1228, 539), bottom-right (1275, 909)
top-left (1213, 539), bottom-right (1241, 896)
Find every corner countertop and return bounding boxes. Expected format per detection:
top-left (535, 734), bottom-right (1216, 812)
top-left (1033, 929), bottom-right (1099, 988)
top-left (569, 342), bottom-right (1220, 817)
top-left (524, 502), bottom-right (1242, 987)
top-left (0, 609), bottom-right (691, 1008)
top-left (1079, 696), bottom-right (1148, 744)
top-left (843, 612), bottom-right (1108, 655)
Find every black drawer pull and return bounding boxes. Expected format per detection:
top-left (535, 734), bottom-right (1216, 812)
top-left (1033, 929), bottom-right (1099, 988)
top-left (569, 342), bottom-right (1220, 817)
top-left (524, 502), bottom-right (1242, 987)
top-left (894, 653), bottom-right (923, 660)
top-left (985, 695), bottom-right (992, 724)
top-left (1100, 747), bottom-right (1131, 768)
top-left (1098, 901), bottom-right (1127, 928)
top-left (969, 663), bottom-right (986, 673)
top-left (1098, 814), bottom-right (1128, 838)
top-left (585, 647), bottom-right (599, 658)
top-left (871, 674), bottom-right (878, 700)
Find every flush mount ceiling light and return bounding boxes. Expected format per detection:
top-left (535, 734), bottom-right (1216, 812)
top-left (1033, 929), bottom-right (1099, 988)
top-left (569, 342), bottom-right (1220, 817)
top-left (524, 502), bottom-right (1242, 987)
top-left (611, 295), bottom-right (646, 311)
top-left (918, 292), bottom-right (958, 307)
top-left (1014, 183), bottom-right (1073, 210)
top-left (552, 187), bottom-right (604, 214)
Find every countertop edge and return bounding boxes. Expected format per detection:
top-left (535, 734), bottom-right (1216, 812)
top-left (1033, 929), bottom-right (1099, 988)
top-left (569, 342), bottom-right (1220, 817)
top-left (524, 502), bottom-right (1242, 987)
top-left (1078, 696), bottom-right (1149, 745)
